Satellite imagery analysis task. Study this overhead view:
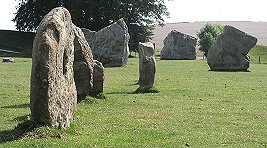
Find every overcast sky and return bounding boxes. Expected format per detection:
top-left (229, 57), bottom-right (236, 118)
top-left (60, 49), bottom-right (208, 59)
top-left (164, 0), bottom-right (267, 23)
top-left (1, 0), bottom-right (267, 30)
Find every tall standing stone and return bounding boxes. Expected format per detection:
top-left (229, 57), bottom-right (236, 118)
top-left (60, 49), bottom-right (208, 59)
top-left (73, 24), bottom-right (94, 102)
top-left (82, 18), bottom-right (130, 67)
top-left (138, 42), bottom-right (156, 91)
top-left (207, 25), bottom-right (257, 71)
top-left (160, 30), bottom-right (197, 60)
top-left (30, 7), bottom-right (77, 128)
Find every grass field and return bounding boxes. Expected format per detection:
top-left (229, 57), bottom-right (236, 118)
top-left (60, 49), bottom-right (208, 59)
top-left (249, 45), bottom-right (267, 64)
top-left (0, 57), bottom-right (267, 147)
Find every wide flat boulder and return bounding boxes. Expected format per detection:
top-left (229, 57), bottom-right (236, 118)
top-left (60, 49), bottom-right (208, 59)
top-left (207, 25), bottom-right (257, 71)
top-left (82, 19), bottom-right (130, 67)
top-left (160, 30), bottom-right (197, 60)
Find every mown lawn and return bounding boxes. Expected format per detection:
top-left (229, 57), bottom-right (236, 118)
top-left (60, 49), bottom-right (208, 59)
top-left (249, 45), bottom-right (267, 64)
top-left (0, 58), bottom-right (267, 147)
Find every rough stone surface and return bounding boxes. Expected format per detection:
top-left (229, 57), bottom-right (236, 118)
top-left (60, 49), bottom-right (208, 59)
top-left (82, 18), bottom-right (130, 67)
top-left (73, 24), bottom-right (94, 102)
top-left (92, 60), bottom-right (104, 95)
top-left (2, 57), bottom-right (14, 62)
top-left (207, 25), bottom-right (257, 71)
top-left (160, 30), bottom-right (197, 60)
top-left (138, 42), bottom-right (156, 90)
top-left (30, 7), bottom-right (77, 128)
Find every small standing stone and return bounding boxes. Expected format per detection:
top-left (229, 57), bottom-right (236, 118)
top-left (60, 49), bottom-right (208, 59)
top-left (30, 7), bottom-right (77, 128)
top-left (92, 60), bottom-right (104, 95)
top-left (137, 42), bottom-right (156, 92)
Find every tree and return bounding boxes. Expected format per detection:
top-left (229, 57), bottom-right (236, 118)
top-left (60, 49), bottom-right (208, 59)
top-left (197, 23), bottom-right (224, 57)
top-left (13, 0), bottom-right (65, 31)
top-left (13, 0), bottom-right (170, 52)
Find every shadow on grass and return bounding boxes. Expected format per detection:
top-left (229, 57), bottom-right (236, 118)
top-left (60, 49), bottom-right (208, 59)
top-left (0, 116), bottom-right (76, 143)
top-left (107, 88), bottom-right (160, 95)
top-left (208, 69), bottom-right (251, 72)
top-left (134, 87), bottom-right (160, 94)
top-left (0, 119), bottom-right (37, 143)
top-left (107, 81), bottom-right (139, 94)
top-left (106, 91), bottom-right (134, 95)
top-left (1, 103), bottom-right (30, 109)
top-left (125, 81), bottom-right (139, 86)
top-left (78, 93), bottom-right (107, 103)
top-left (14, 114), bottom-right (30, 122)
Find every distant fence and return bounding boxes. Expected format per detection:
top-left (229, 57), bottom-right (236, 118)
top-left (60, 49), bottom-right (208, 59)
top-left (249, 55), bottom-right (267, 64)
top-left (256, 56), bottom-right (267, 64)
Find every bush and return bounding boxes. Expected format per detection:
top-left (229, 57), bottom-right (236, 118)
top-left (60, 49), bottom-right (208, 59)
top-left (197, 23), bottom-right (224, 56)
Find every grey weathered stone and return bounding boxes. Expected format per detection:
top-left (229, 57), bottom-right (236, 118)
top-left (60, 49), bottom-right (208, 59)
top-left (160, 30), bottom-right (197, 60)
top-left (82, 18), bottom-right (130, 67)
top-left (207, 25), bottom-right (257, 71)
top-left (30, 7), bottom-right (77, 128)
top-left (92, 60), bottom-right (104, 95)
top-left (2, 57), bottom-right (14, 62)
top-left (138, 42), bottom-right (156, 91)
top-left (73, 24), bottom-right (94, 102)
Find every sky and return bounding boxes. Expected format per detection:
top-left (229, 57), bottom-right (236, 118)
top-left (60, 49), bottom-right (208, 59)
top-left (0, 1), bottom-right (19, 30)
top-left (164, 0), bottom-right (267, 23)
top-left (0, 0), bottom-right (267, 30)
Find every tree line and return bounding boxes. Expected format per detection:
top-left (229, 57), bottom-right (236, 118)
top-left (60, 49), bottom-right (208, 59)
top-left (13, 0), bottom-right (221, 55)
top-left (13, 0), bottom-right (170, 52)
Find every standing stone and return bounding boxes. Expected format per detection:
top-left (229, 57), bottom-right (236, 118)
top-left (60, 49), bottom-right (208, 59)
top-left (207, 25), bottom-right (257, 71)
top-left (73, 24), bottom-right (94, 102)
top-left (82, 18), bottom-right (130, 67)
top-left (92, 60), bottom-right (104, 95)
top-left (30, 7), bottom-right (77, 128)
top-left (138, 42), bottom-right (156, 91)
top-left (160, 30), bottom-right (197, 60)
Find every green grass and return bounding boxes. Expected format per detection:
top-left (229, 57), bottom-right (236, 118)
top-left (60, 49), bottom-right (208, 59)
top-left (249, 45), bottom-right (267, 64)
top-left (1, 58), bottom-right (267, 147)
